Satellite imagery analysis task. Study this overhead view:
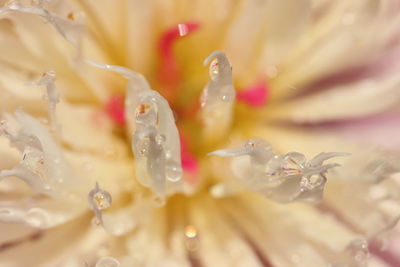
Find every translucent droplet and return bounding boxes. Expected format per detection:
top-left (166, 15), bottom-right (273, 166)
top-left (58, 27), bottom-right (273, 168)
top-left (282, 153), bottom-right (305, 175)
top-left (155, 134), bottom-right (165, 145)
top-left (26, 208), bottom-right (48, 228)
top-left (210, 59), bottom-right (219, 76)
top-left (165, 161), bottom-right (182, 182)
top-left (300, 175), bottom-right (323, 190)
top-left (95, 257), bottom-right (120, 267)
top-left (153, 196), bottom-right (166, 207)
top-left (91, 217), bottom-right (102, 227)
top-left (88, 184), bottom-right (112, 211)
top-left (135, 103), bottom-right (151, 117)
top-left (135, 137), bottom-right (150, 157)
top-left (346, 239), bottom-right (369, 266)
top-left (185, 225), bottom-right (197, 239)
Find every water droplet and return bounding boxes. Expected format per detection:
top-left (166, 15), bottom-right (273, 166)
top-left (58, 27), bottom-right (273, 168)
top-left (91, 217), bottom-right (102, 227)
top-left (210, 59), bottom-right (219, 76)
top-left (135, 103), bottom-right (151, 117)
top-left (166, 161), bottom-right (182, 182)
top-left (88, 184), bottom-right (112, 211)
top-left (153, 196), bottom-right (166, 207)
top-left (185, 225), bottom-right (197, 239)
top-left (155, 134), bottom-right (165, 145)
top-left (95, 257), bottom-right (121, 267)
top-left (26, 208), bottom-right (48, 228)
top-left (300, 175), bottom-right (323, 190)
top-left (346, 239), bottom-right (369, 265)
top-left (282, 153), bottom-right (305, 175)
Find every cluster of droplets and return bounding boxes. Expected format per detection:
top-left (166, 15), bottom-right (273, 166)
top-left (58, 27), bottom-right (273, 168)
top-left (209, 138), bottom-right (348, 203)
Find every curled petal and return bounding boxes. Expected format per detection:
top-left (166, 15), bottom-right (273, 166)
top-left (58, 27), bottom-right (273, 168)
top-left (87, 61), bottom-right (183, 201)
top-left (210, 138), bottom-right (345, 203)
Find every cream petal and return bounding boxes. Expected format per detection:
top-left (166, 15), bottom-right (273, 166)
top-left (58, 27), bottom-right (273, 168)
top-left (57, 102), bottom-right (130, 157)
top-left (271, 0), bottom-right (400, 99)
top-left (257, 0), bottom-right (311, 79)
top-left (188, 196), bottom-right (267, 267)
top-left (263, 71), bottom-right (400, 123)
top-left (124, 0), bottom-right (157, 76)
top-left (0, 3), bottom-right (115, 102)
top-left (221, 195), bottom-right (359, 267)
top-left (125, 207), bottom-right (191, 267)
top-left (69, 0), bottom-right (126, 63)
top-left (65, 151), bottom-right (135, 201)
top-left (299, 110), bottom-right (400, 149)
top-left (0, 196), bottom-right (85, 228)
top-left (0, 214), bottom-right (108, 267)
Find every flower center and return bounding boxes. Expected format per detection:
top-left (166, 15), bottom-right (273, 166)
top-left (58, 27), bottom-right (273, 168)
top-left (103, 23), bottom-right (271, 191)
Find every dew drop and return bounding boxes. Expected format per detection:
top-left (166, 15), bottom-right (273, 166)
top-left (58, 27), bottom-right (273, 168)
top-left (92, 217), bottom-right (102, 227)
top-left (88, 184), bottom-right (112, 211)
top-left (155, 134), bottom-right (165, 145)
top-left (95, 257), bottom-right (121, 267)
top-left (346, 239), bottom-right (369, 266)
top-left (26, 208), bottom-right (48, 228)
top-left (165, 161), bottom-right (182, 182)
top-left (210, 59), bottom-right (219, 76)
top-left (153, 196), bottom-right (166, 207)
top-left (185, 225), bottom-right (197, 239)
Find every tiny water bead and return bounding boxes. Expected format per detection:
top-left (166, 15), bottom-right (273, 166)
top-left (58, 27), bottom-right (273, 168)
top-left (88, 183), bottom-right (112, 211)
top-left (346, 239), bottom-right (370, 267)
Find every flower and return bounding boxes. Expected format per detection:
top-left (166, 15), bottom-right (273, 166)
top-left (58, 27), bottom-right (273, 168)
top-left (0, 0), bottom-right (400, 266)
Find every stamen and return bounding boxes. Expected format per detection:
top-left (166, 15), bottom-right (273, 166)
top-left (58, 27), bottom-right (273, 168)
top-left (200, 51), bottom-right (236, 144)
top-left (27, 70), bottom-right (61, 134)
top-left (158, 22), bottom-right (200, 100)
top-left (237, 81), bottom-right (269, 107)
top-left (209, 138), bottom-right (347, 203)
